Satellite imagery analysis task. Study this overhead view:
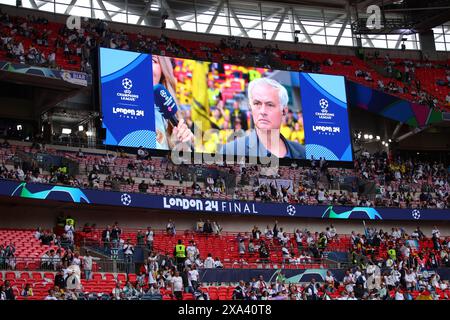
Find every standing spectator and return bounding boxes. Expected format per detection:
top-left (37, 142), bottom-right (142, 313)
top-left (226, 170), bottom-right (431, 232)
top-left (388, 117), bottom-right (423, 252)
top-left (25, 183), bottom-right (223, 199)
top-left (138, 180), bottom-right (148, 193)
top-left (136, 230), bottom-right (145, 247)
top-left (305, 279), bottom-right (319, 300)
top-left (171, 271), bottom-right (184, 300)
top-left (110, 223), bottom-right (122, 249)
top-left (232, 280), bottom-right (247, 300)
top-left (214, 257), bottom-right (223, 268)
top-left (167, 219), bottom-right (176, 236)
top-left (102, 225), bottom-right (111, 253)
top-left (204, 253), bottom-right (215, 269)
top-left (259, 240), bottom-right (270, 264)
top-left (188, 265), bottom-right (200, 290)
top-left (64, 220), bottom-right (75, 243)
top-left (123, 239), bottom-right (135, 274)
top-left (186, 240), bottom-right (199, 263)
top-left (145, 227), bottom-right (154, 252)
top-left (203, 220), bottom-right (213, 234)
top-left (174, 239), bottom-right (187, 271)
top-left (82, 251), bottom-right (100, 281)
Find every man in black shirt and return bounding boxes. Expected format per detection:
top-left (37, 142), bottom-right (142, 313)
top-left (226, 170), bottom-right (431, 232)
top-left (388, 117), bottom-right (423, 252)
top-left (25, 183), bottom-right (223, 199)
top-left (232, 280), bottom-right (247, 300)
top-left (4, 281), bottom-right (15, 300)
top-left (54, 270), bottom-right (66, 289)
top-left (203, 220), bottom-right (213, 234)
top-left (138, 180), bottom-right (148, 193)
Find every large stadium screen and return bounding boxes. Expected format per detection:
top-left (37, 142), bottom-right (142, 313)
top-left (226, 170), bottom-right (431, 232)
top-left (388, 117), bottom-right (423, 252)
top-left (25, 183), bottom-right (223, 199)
top-left (99, 47), bottom-right (353, 162)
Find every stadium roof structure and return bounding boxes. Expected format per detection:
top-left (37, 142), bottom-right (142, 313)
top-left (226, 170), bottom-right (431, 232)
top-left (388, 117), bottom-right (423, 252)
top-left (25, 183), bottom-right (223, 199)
top-left (1, 0), bottom-right (449, 49)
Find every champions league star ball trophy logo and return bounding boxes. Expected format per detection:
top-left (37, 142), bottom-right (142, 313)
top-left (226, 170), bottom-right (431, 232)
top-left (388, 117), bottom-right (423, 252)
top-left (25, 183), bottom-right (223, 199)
top-left (121, 193), bottom-right (132, 206)
top-left (122, 78), bottom-right (133, 90)
top-left (412, 209), bottom-right (421, 220)
top-left (286, 205), bottom-right (296, 216)
top-left (319, 98), bottom-right (329, 113)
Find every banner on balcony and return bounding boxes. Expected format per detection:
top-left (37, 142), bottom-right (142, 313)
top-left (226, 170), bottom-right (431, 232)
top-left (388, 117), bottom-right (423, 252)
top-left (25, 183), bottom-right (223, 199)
top-left (0, 179), bottom-right (447, 221)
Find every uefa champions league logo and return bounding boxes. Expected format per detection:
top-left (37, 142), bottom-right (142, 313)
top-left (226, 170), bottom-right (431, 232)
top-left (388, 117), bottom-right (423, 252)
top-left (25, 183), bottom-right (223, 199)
top-left (412, 209), bottom-right (421, 220)
top-left (121, 193), bottom-right (132, 206)
top-left (319, 98), bottom-right (328, 113)
top-left (122, 78), bottom-right (133, 90)
top-left (286, 205), bottom-right (296, 216)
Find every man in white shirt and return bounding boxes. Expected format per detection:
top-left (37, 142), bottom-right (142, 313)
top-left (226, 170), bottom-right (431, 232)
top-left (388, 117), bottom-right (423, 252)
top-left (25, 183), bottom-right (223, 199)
top-left (255, 275), bottom-right (268, 293)
top-left (325, 270), bottom-right (335, 288)
top-left (281, 245), bottom-right (291, 264)
top-left (394, 288), bottom-right (404, 300)
top-left (204, 254), bottom-right (215, 269)
top-left (34, 228), bottom-right (42, 240)
top-left (432, 227), bottom-right (441, 238)
top-left (171, 271), bottom-right (184, 300)
top-left (188, 265), bottom-right (200, 290)
top-left (82, 251), bottom-right (100, 280)
top-left (214, 257), bottom-right (223, 268)
top-left (317, 189), bottom-right (326, 203)
top-left (64, 222), bottom-right (75, 242)
top-left (145, 227), bottom-right (154, 252)
top-left (343, 270), bottom-right (355, 293)
top-left (15, 167), bottom-right (25, 181)
top-left (123, 239), bottom-right (134, 274)
top-left (186, 241), bottom-right (199, 262)
top-left (44, 289), bottom-right (58, 300)
top-left (329, 225), bottom-right (337, 238)
top-left (279, 232), bottom-right (289, 246)
top-left (405, 269), bottom-right (417, 291)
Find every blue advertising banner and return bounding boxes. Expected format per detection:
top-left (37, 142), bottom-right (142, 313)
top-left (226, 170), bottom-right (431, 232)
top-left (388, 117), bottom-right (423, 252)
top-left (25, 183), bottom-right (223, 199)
top-left (0, 180), bottom-right (448, 221)
top-left (0, 60), bottom-right (90, 86)
top-left (198, 268), bottom-right (447, 283)
top-left (299, 73), bottom-right (352, 161)
top-left (100, 48), bottom-right (156, 148)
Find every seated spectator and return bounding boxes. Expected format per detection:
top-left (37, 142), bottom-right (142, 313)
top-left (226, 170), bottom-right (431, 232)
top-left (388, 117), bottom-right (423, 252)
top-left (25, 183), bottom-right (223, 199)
top-left (214, 257), bottom-right (223, 268)
top-left (138, 180), bottom-right (148, 193)
top-left (21, 283), bottom-right (33, 297)
top-left (76, 149), bottom-right (84, 158)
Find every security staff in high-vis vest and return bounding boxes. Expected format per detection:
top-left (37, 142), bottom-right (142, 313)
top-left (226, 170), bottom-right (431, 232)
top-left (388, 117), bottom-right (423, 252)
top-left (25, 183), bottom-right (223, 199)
top-left (173, 239), bottom-right (187, 271)
top-left (66, 217), bottom-right (75, 228)
top-left (388, 247), bottom-right (397, 262)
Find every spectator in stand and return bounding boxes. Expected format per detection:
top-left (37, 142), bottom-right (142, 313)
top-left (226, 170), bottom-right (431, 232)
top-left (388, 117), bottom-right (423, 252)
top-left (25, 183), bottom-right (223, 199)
top-left (44, 289), bottom-right (58, 300)
top-left (145, 226), bottom-right (154, 252)
top-left (167, 219), bottom-right (176, 236)
top-left (82, 251), bottom-right (99, 281)
top-left (204, 253), bottom-right (215, 269)
top-left (76, 148), bottom-right (84, 158)
top-left (232, 280), bottom-right (248, 300)
top-left (203, 220), bottom-right (213, 234)
top-left (102, 225), bottom-right (111, 253)
top-left (21, 283), bottom-right (33, 298)
top-left (171, 271), bottom-right (184, 300)
top-left (3, 280), bottom-right (15, 300)
top-left (138, 180), bottom-right (148, 193)
top-left (186, 240), bottom-right (199, 263)
top-left (110, 222), bottom-right (122, 249)
top-left (174, 239), bottom-right (187, 271)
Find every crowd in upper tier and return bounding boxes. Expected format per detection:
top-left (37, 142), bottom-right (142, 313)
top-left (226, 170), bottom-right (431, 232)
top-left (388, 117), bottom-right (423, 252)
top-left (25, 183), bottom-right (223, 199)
top-left (0, 9), bottom-right (449, 111)
top-left (0, 139), bottom-right (449, 209)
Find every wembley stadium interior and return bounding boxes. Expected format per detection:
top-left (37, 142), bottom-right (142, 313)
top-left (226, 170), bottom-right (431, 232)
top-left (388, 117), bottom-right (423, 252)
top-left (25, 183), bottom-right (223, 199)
top-left (0, 0), bottom-right (449, 301)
